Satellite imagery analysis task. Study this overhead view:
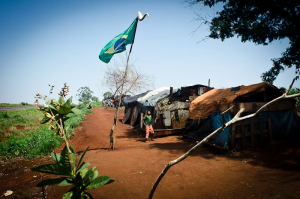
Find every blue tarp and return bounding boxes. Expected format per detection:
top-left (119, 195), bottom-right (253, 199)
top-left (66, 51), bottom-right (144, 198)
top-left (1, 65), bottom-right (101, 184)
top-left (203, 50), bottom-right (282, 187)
top-left (186, 110), bottom-right (300, 149)
top-left (209, 111), bottom-right (232, 149)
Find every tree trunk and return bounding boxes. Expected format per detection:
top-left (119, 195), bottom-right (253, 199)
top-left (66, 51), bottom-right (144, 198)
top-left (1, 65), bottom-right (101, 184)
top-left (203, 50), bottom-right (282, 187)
top-left (109, 95), bottom-right (123, 150)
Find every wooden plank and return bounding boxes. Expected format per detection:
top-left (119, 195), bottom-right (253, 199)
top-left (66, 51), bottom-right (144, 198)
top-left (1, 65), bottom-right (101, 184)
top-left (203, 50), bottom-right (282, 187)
top-left (219, 101), bottom-right (295, 113)
top-left (130, 106), bottom-right (138, 126)
top-left (241, 122), bottom-right (246, 149)
top-left (231, 124), bottom-right (236, 149)
top-left (140, 113), bottom-right (144, 129)
top-left (251, 120), bottom-right (254, 148)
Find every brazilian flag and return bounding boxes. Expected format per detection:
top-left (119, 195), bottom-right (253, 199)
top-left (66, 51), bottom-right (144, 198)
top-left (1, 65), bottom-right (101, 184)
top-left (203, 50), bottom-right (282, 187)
top-left (99, 18), bottom-right (138, 63)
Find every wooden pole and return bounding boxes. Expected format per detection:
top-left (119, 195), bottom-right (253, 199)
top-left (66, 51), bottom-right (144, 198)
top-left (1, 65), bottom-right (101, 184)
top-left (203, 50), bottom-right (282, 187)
top-left (109, 19), bottom-right (139, 149)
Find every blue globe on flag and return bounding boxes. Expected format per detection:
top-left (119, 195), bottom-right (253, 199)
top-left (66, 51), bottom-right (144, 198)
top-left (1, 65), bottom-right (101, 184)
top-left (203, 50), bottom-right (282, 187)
top-left (114, 38), bottom-right (126, 51)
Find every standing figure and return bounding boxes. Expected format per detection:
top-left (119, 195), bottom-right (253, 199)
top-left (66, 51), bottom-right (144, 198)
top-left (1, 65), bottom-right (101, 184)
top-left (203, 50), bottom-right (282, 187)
top-left (143, 110), bottom-right (155, 142)
top-left (102, 99), bottom-right (105, 109)
top-left (34, 99), bottom-right (39, 107)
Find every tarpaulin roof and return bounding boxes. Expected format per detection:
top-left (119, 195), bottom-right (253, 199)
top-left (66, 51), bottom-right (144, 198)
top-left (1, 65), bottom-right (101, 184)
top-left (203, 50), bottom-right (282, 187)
top-left (189, 82), bottom-right (283, 120)
top-left (122, 91), bottom-right (151, 105)
top-left (137, 87), bottom-right (178, 107)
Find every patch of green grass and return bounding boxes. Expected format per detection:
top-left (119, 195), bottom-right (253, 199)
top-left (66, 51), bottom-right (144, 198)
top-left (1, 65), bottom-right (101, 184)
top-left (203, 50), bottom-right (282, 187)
top-left (0, 108), bottom-right (43, 133)
top-left (0, 126), bottom-right (62, 160)
top-left (0, 107), bottom-right (93, 160)
top-left (91, 102), bottom-right (102, 107)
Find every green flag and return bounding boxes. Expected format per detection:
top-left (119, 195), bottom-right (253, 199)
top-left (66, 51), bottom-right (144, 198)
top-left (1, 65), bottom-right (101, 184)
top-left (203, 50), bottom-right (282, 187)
top-left (99, 18), bottom-right (138, 63)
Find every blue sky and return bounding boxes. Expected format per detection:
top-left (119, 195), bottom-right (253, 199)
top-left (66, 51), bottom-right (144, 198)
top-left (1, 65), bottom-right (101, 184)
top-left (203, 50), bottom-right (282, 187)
top-left (0, 0), bottom-right (298, 104)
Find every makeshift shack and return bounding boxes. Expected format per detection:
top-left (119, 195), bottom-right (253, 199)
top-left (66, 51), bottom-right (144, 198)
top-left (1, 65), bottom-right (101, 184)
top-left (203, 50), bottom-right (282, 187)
top-left (185, 82), bottom-right (300, 150)
top-left (151, 84), bottom-right (213, 136)
top-left (122, 91), bottom-right (151, 125)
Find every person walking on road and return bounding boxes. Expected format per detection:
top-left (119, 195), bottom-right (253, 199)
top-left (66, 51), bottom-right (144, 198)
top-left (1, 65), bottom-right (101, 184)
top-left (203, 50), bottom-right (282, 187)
top-left (143, 110), bottom-right (155, 142)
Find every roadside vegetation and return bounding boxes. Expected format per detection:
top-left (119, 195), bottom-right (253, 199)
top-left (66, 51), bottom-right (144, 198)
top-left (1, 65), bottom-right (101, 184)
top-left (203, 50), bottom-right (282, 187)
top-left (0, 102), bottom-right (33, 107)
top-left (0, 106), bottom-right (93, 160)
top-left (0, 84), bottom-right (102, 161)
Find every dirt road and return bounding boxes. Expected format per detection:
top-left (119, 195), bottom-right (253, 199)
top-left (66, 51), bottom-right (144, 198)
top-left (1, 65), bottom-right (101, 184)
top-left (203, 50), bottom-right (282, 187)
top-left (1, 107), bottom-right (300, 199)
top-left (0, 106), bottom-right (36, 112)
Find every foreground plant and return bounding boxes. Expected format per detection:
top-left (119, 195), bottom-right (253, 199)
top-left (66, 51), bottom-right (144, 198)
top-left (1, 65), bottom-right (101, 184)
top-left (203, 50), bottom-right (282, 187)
top-left (31, 83), bottom-right (114, 199)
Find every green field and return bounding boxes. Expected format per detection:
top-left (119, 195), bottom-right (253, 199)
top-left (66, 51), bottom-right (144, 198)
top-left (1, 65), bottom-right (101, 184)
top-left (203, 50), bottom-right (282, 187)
top-left (0, 107), bottom-right (94, 160)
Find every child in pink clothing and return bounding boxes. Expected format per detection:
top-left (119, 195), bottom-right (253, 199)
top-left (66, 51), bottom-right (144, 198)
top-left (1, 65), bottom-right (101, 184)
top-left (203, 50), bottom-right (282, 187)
top-left (143, 110), bottom-right (154, 142)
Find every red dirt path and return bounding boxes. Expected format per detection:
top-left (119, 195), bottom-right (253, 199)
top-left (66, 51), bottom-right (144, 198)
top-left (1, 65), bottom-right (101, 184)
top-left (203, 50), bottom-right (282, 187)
top-left (1, 107), bottom-right (300, 199)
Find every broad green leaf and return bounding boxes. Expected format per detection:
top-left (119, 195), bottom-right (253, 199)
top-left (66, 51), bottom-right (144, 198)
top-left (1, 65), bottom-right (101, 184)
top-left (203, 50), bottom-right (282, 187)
top-left (31, 164), bottom-right (72, 176)
top-left (83, 167), bottom-right (97, 187)
top-left (51, 152), bottom-right (61, 164)
top-left (50, 99), bottom-right (59, 106)
top-left (59, 177), bottom-right (75, 186)
top-left (64, 97), bottom-right (73, 108)
top-left (62, 191), bottom-right (73, 199)
top-left (40, 116), bottom-right (50, 124)
top-left (77, 162), bottom-right (90, 175)
top-left (78, 163), bottom-right (89, 178)
top-left (36, 177), bottom-right (68, 187)
top-left (84, 192), bottom-right (94, 199)
top-left (60, 146), bottom-right (71, 171)
top-left (70, 152), bottom-right (76, 171)
top-left (77, 146), bottom-right (90, 169)
top-left (87, 176), bottom-right (114, 189)
top-left (71, 108), bottom-right (82, 115)
top-left (58, 97), bottom-right (65, 105)
top-left (58, 106), bottom-right (72, 115)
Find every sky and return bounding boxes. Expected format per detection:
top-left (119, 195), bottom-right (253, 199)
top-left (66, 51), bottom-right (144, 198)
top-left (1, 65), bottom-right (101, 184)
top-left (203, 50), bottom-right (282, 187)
top-left (0, 0), bottom-right (298, 104)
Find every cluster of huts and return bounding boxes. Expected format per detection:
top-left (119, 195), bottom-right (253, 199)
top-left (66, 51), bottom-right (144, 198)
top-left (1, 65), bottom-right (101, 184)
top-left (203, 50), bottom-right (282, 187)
top-left (121, 82), bottom-right (300, 150)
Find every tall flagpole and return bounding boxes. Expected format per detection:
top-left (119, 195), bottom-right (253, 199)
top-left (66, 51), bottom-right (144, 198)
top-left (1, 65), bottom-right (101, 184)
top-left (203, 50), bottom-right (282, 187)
top-left (110, 12), bottom-right (148, 150)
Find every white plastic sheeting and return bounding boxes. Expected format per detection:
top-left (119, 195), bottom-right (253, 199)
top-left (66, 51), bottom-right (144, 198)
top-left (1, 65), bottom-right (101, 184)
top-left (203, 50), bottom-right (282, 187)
top-left (137, 87), bottom-right (178, 107)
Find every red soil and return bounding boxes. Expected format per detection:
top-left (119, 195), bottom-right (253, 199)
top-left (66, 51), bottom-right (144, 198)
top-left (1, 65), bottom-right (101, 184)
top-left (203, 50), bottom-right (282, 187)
top-left (1, 107), bottom-right (300, 199)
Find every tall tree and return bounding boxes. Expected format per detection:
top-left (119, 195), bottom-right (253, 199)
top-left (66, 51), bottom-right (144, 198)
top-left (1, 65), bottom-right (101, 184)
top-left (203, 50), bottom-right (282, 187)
top-left (103, 61), bottom-right (153, 150)
top-left (103, 92), bottom-right (114, 100)
top-left (188, 0), bottom-right (300, 83)
top-left (76, 86), bottom-right (94, 104)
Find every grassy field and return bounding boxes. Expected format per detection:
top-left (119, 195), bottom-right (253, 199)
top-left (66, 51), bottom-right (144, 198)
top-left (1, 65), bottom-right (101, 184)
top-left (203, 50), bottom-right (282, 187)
top-left (0, 107), bottom-right (94, 160)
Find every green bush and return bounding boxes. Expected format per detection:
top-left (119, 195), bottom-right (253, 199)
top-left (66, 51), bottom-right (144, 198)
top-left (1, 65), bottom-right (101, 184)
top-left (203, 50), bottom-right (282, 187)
top-left (288, 88), bottom-right (300, 116)
top-left (0, 106), bottom-right (93, 160)
top-left (0, 126), bottom-right (62, 159)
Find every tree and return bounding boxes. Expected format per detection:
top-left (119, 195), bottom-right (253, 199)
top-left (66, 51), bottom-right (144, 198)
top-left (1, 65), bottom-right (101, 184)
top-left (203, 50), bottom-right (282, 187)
top-left (103, 92), bottom-right (113, 100)
top-left (103, 61), bottom-right (152, 150)
top-left (188, 0), bottom-right (300, 84)
top-left (76, 87), bottom-right (94, 104)
top-left (91, 96), bottom-right (99, 102)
